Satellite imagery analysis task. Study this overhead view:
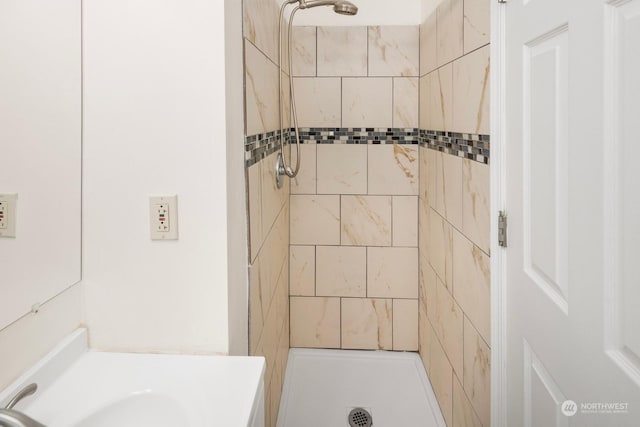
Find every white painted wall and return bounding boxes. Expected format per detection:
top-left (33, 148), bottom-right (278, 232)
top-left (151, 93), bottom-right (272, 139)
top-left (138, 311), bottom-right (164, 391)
top-left (0, 285), bottom-right (82, 390)
top-left (0, 0), bottom-right (82, 330)
top-left (83, 0), bottom-right (230, 354)
top-left (292, 0), bottom-right (422, 26)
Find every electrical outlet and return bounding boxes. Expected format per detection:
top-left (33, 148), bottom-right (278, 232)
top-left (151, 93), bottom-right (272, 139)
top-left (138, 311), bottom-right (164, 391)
top-left (150, 195), bottom-right (178, 240)
top-left (0, 194), bottom-right (17, 238)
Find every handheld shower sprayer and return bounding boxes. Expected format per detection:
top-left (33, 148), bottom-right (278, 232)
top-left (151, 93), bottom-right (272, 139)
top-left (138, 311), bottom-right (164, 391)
top-left (275, 0), bottom-right (358, 188)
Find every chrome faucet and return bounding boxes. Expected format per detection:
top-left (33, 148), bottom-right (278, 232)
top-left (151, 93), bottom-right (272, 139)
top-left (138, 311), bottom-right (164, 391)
top-left (0, 384), bottom-right (46, 427)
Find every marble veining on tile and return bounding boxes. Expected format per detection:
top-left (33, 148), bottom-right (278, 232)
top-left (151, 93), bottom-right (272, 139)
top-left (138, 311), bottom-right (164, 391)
top-left (290, 195), bottom-right (340, 245)
top-left (368, 26), bottom-right (420, 77)
top-left (290, 245), bottom-right (315, 296)
top-left (290, 297), bottom-right (341, 348)
top-left (453, 230), bottom-right (491, 345)
top-left (342, 77), bottom-right (393, 128)
top-left (463, 316), bottom-right (491, 427)
top-left (393, 78), bottom-right (419, 128)
top-left (393, 299), bottom-right (419, 351)
top-left (291, 26), bottom-right (317, 77)
top-left (462, 159), bottom-right (490, 254)
top-left (341, 195), bottom-right (392, 246)
top-left (463, 0), bottom-right (490, 54)
top-left (245, 41), bottom-right (280, 136)
top-left (453, 45), bottom-right (490, 135)
top-left (317, 26), bottom-right (367, 77)
top-left (367, 247), bottom-right (419, 299)
top-left (316, 246), bottom-right (366, 297)
top-left (341, 298), bottom-right (393, 350)
top-left (368, 144), bottom-right (419, 196)
top-left (293, 77), bottom-right (342, 128)
top-left (316, 144), bottom-right (367, 194)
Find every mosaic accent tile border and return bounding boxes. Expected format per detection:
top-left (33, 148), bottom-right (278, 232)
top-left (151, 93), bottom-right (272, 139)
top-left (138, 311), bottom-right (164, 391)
top-left (245, 128), bottom-right (491, 167)
top-left (420, 130), bottom-right (490, 165)
top-left (245, 129), bottom-right (291, 168)
top-left (296, 128), bottom-right (420, 145)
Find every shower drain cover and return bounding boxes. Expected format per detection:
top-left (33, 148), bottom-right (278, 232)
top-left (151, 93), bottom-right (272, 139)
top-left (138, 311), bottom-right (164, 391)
top-left (348, 407), bottom-right (373, 427)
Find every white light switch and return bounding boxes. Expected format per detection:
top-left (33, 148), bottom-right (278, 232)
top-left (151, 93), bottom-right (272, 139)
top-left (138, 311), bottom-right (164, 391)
top-left (150, 195), bottom-right (178, 240)
top-left (0, 194), bottom-right (17, 238)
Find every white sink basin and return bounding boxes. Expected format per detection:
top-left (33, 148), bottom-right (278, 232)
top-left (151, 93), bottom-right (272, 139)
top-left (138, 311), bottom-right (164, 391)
top-left (69, 391), bottom-right (188, 427)
top-left (0, 329), bottom-right (265, 427)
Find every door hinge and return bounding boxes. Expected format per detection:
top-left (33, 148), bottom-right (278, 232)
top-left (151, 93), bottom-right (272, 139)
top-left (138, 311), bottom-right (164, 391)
top-left (498, 211), bottom-right (508, 247)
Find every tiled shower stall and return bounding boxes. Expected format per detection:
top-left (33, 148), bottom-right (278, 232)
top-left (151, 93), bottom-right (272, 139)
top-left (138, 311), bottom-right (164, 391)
top-left (243, 0), bottom-right (491, 426)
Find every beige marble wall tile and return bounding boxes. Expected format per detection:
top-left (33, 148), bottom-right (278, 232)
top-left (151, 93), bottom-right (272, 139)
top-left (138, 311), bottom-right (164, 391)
top-left (420, 258), bottom-right (438, 319)
top-left (257, 261), bottom-right (287, 374)
top-left (290, 195), bottom-right (340, 245)
top-left (262, 153), bottom-right (289, 242)
top-left (248, 162), bottom-right (263, 262)
top-left (342, 78), bottom-right (393, 128)
top-left (259, 203), bottom-right (290, 310)
top-left (428, 63), bottom-right (454, 132)
top-left (281, 70), bottom-right (292, 129)
top-left (420, 12), bottom-right (438, 76)
top-left (463, 316), bottom-right (491, 427)
top-left (463, 159), bottom-right (490, 254)
top-left (290, 297), bottom-right (341, 348)
top-left (419, 146), bottom-right (428, 202)
top-left (393, 299), bottom-right (419, 351)
top-left (437, 0), bottom-right (464, 67)
top-left (317, 144), bottom-right (367, 194)
top-left (453, 230), bottom-right (491, 345)
top-left (317, 26), bottom-right (367, 77)
top-left (368, 247), bottom-right (419, 299)
top-left (243, 0), bottom-right (279, 64)
top-left (293, 78), bottom-right (341, 128)
top-left (436, 152), bottom-right (463, 230)
top-left (368, 26), bottom-right (420, 77)
top-left (418, 197), bottom-right (432, 266)
top-left (292, 26), bottom-right (316, 77)
top-left (249, 259), bottom-right (264, 354)
top-left (341, 195), bottom-right (392, 246)
top-left (429, 208), bottom-right (453, 290)
top-left (316, 246), bottom-right (366, 297)
top-left (429, 323), bottom-right (454, 427)
top-left (453, 374), bottom-right (483, 427)
top-left (273, 256), bottom-right (290, 340)
top-left (419, 74), bottom-right (430, 130)
top-left (393, 77), bottom-right (419, 128)
top-left (452, 45), bottom-right (490, 134)
top-left (392, 196), bottom-right (418, 247)
top-left (246, 41), bottom-right (280, 136)
top-left (426, 148), bottom-right (438, 209)
top-left (341, 298), bottom-right (393, 350)
top-left (368, 145), bottom-right (419, 195)
top-left (463, 0), bottom-right (490, 54)
top-left (290, 245), bottom-right (315, 296)
top-left (429, 274), bottom-right (464, 377)
top-left (291, 143), bottom-right (317, 195)
top-left (418, 290), bottom-right (433, 375)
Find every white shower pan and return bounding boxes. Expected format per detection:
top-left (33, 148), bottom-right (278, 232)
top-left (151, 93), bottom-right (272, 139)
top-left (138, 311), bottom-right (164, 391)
top-left (276, 349), bottom-right (446, 427)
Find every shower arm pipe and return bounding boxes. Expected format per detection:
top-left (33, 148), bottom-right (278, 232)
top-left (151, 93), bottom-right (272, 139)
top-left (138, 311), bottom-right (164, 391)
top-left (277, 1), bottom-right (301, 179)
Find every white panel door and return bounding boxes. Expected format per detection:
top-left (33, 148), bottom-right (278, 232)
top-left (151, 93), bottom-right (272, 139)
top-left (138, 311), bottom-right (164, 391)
top-left (505, 0), bottom-right (640, 425)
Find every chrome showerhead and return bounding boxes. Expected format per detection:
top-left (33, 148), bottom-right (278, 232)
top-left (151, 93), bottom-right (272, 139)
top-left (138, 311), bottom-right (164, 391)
top-left (298, 0), bottom-right (359, 16)
top-left (333, 0), bottom-right (358, 15)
